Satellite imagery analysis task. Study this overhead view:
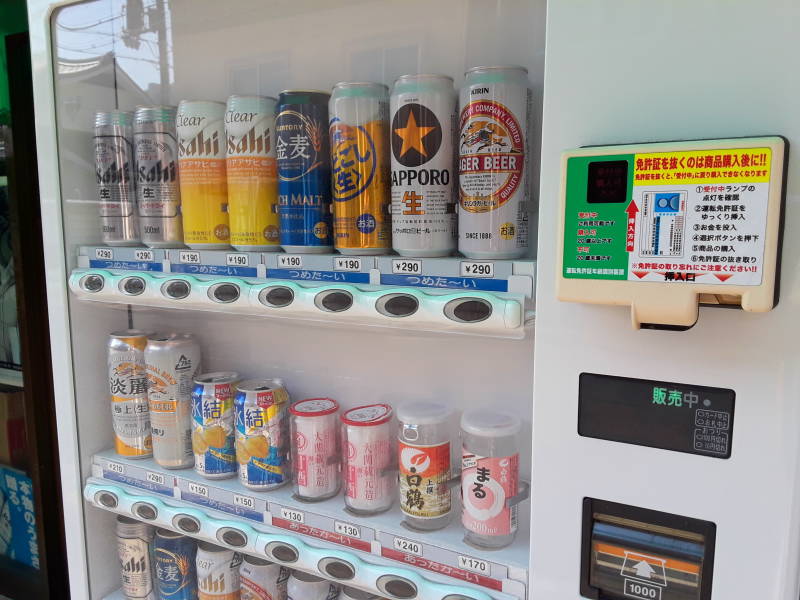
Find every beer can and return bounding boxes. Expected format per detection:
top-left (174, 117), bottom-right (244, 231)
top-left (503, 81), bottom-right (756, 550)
top-left (116, 516), bottom-right (156, 600)
top-left (134, 106), bottom-right (183, 248)
top-left (329, 82), bottom-right (391, 254)
top-left (145, 333), bottom-right (202, 469)
top-left (240, 555), bottom-right (289, 600)
top-left (192, 372), bottom-right (239, 479)
top-left (225, 95), bottom-right (281, 251)
top-left (235, 379), bottom-right (290, 491)
top-left (276, 90), bottom-right (333, 253)
top-left (109, 329), bottom-right (152, 459)
top-left (289, 398), bottom-right (341, 501)
top-left (196, 542), bottom-right (242, 600)
top-left (287, 571), bottom-right (340, 600)
top-left (390, 74), bottom-right (457, 257)
top-left (177, 100), bottom-right (230, 249)
top-left (153, 528), bottom-right (198, 600)
top-left (95, 110), bottom-right (139, 246)
top-left (458, 66), bottom-right (531, 259)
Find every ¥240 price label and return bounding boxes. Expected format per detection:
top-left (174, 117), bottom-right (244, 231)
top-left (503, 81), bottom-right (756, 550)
top-left (460, 261), bottom-right (494, 278)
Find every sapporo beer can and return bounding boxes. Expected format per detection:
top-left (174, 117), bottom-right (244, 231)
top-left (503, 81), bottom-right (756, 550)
top-left (225, 95), bottom-right (281, 251)
top-left (235, 379), bottom-right (290, 491)
top-left (117, 516), bottom-right (156, 600)
top-left (153, 529), bottom-right (198, 600)
top-left (196, 542), bottom-right (242, 600)
top-left (192, 372), bottom-right (239, 479)
top-left (95, 110), bottom-right (139, 246)
top-left (329, 82), bottom-right (391, 254)
top-left (134, 105), bottom-right (183, 247)
top-left (145, 333), bottom-right (202, 469)
top-left (177, 100), bottom-right (230, 249)
top-left (287, 571), bottom-right (340, 600)
top-left (458, 66), bottom-right (531, 259)
top-left (239, 555), bottom-right (289, 600)
top-left (109, 329), bottom-right (152, 458)
top-left (276, 90), bottom-right (333, 253)
top-left (390, 74), bottom-right (457, 257)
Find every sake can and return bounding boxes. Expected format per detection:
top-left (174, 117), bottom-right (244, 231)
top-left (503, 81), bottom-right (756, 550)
top-left (116, 516), bottom-right (156, 600)
top-left (109, 329), bottom-right (152, 459)
top-left (290, 398), bottom-right (341, 501)
top-left (153, 529), bottom-right (198, 600)
top-left (192, 372), bottom-right (239, 479)
top-left (196, 542), bottom-right (242, 600)
top-left (239, 555), bottom-right (289, 600)
top-left (287, 571), bottom-right (340, 600)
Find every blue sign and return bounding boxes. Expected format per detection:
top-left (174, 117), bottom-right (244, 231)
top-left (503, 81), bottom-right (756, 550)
top-left (380, 274), bottom-right (509, 292)
top-left (170, 263), bottom-right (258, 278)
top-left (267, 268), bottom-right (369, 284)
top-left (90, 260), bottom-right (163, 272)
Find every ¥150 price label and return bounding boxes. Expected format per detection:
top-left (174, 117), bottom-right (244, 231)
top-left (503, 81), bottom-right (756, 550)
top-left (233, 494), bottom-right (256, 510)
top-left (460, 261), bottom-right (494, 278)
top-left (334, 257), bottom-right (362, 272)
top-left (187, 481), bottom-right (208, 498)
top-left (392, 259), bottom-right (422, 275)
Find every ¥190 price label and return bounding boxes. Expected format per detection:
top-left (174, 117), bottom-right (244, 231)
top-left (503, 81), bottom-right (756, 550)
top-left (393, 536), bottom-right (422, 556)
top-left (134, 249), bottom-right (154, 262)
top-left (179, 251), bottom-right (201, 264)
top-left (334, 257), bottom-right (362, 272)
top-left (334, 520), bottom-right (361, 539)
top-left (460, 261), bottom-right (494, 278)
top-left (226, 253), bottom-right (249, 267)
top-left (392, 259), bottom-right (422, 275)
top-left (278, 255), bottom-right (303, 268)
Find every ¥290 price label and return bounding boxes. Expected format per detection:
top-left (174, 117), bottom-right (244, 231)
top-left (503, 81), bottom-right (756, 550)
top-left (134, 249), bottom-right (154, 262)
top-left (146, 471), bottom-right (165, 486)
top-left (460, 261), bottom-right (494, 278)
top-left (334, 257), bottom-right (362, 272)
top-left (393, 536), bottom-right (422, 556)
top-left (392, 259), bottom-right (422, 275)
top-left (95, 248), bottom-right (113, 260)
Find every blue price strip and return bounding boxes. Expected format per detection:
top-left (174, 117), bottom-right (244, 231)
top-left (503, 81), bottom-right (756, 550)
top-left (90, 260), bottom-right (164, 272)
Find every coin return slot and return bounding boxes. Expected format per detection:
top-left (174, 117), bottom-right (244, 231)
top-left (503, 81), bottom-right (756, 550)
top-left (162, 279), bottom-right (190, 300)
top-left (209, 283), bottom-right (241, 304)
top-left (444, 298), bottom-right (493, 323)
top-left (318, 557), bottom-right (356, 580)
top-left (376, 293), bottom-right (419, 318)
top-left (173, 515), bottom-right (201, 533)
top-left (119, 276), bottom-right (146, 296)
top-left (265, 541), bottom-right (299, 563)
top-left (94, 491), bottom-right (118, 508)
top-left (132, 502), bottom-right (158, 521)
top-left (80, 274), bottom-right (105, 293)
top-left (259, 286), bottom-right (294, 308)
top-left (216, 527), bottom-right (247, 547)
top-left (315, 289), bottom-right (353, 313)
top-left (376, 575), bottom-right (417, 599)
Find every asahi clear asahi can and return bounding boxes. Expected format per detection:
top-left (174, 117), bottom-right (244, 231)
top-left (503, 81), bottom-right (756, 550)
top-left (95, 110), bottom-right (139, 245)
top-left (196, 542), bottom-right (242, 599)
top-left (116, 516), bottom-right (156, 600)
top-left (458, 66), bottom-right (531, 259)
top-left (109, 329), bottom-right (152, 459)
top-left (390, 74), bottom-right (457, 257)
top-left (134, 105), bottom-right (183, 247)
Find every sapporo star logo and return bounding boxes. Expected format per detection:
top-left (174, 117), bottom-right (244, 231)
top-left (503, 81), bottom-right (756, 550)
top-left (395, 110), bottom-right (435, 158)
top-left (391, 103), bottom-right (443, 167)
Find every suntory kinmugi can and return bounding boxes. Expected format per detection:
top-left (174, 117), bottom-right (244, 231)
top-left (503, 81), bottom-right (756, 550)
top-left (109, 329), bottom-right (152, 458)
top-left (153, 529), bottom-right (198, 600)
top-left (192, 372), bottom-right (239, 479)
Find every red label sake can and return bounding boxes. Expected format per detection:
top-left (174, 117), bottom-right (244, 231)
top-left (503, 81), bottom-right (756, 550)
top-left (290, 398), bottom-right (341, 501)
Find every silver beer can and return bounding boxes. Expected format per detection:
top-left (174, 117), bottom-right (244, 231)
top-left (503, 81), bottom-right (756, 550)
top-left (116, 515), bottom-right (156, 600)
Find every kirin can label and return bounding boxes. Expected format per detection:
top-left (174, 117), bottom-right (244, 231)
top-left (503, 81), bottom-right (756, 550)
top-left (117, 516), bottom-right (156, 600)
top-left (153, 529), bottom-right (198, 600)
top-left (109, 329), bottom-right (152, 458)
top-left (240, 556), bottom-right (289, 600)
top-left (196, 543), bottom-right (242, 600)
top-left (192, 372), bottom-right (238, 478)
top-left (398, 440), bottom-right (451, 520)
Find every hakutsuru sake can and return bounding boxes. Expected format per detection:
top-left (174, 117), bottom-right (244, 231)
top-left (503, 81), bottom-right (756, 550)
top-left (145, 333), bottom-right (202, 469)
top-left (235, 379), bottom-right (290, 491)
top-left (109, 329), bottom-right (152, 459)
top-left (134, 105), bottom-right (183, 248)
top-left (329, 82), bottom-right (391, 254)
top-left (95, 110), bottom-right (139, 246)
top-left (177, 100), bottom-right (230, 249)
top-left (225, 95), bottom-right (281, 251)
top-left (341, 404), bottom-right (395, 515)
top-left (116, 516), bottom-right (156, 600)
top-left (196, 542), bottom-right (242, 600)
top-left (192, 372), bottom-right (239, 479)
top-left (287, 571), bottom-right (340, 600)
top-left (390, 74), bottom-right (457, 257)
top-left (153, 529), bottom-right (198, 600)
top-left (276, 90), bottom-right (333, 253)
top-left (458, 66), bottom-right (531, 259)
top-left (239, 555), bottom-right (289, 600)
top-left (290, 398), bottom-right (341, 501)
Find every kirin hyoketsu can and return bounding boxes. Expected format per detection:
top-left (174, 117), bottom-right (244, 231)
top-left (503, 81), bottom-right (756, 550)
top-left (153, 529), bottom-right (198, 600)
top-left (196, 542), bottom-right (242, 600)
top-left (109, 329), bottom-right (152, 459)
top-left (192, 372), bottom-right (239, 479)
top-left (116, 516), bottom-right (156, 600)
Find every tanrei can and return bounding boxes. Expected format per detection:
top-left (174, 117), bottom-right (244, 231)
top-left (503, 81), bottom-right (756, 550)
top-left (390, 74), bottom-right (457, 257)
top-left (196, 542), bottom-right (242, 600)
top-left (329, 82), bottom-right (391, 254)
top-left (276, 90), bottom-right (333, 253)
top-left (192, 372), bottom-right (239, 479)
top-left (225, 95), bottom-right (281, 251)
top-left (109, 329), bottom-right (152, 459)
top-left (116, 516), bottom-right (156, 600)
top-left (239, 555), bottom-right (289, 600)
top-left (95, 110), bottom-right (139, 246)
top-left (134, 105), bottom-right (183, 247)
top-left (153, 528), bottom-right (198, 600)
top-left (458, 65), bottom-right (530, 259)
top-left (145, 333), bottom-right (202, 469)
top-left (235, 378), bottom-right (290, 491)
top-left (177, 100), bottom-right (230, 249)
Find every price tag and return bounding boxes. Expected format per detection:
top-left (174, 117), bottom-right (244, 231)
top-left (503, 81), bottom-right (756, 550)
top-left (393, 536), bottom-right (422, 557)
top-left (280, 507), bottom-right (305, 524)
top-left (146, 471), bottom-right (165, 486)
top-left (106, 461), bottom-right (125, 475)
top-left (134, 249), bottom-right (154, 262)
top-left (334, 521), bottom-right (361, 538)
top-left (392, 259), bottom-right (422, 274)
top-left (460, 261), bottom-right (494, 278)
top-left (95, 248), bottom-right (113, 260)
top-left (188, 481), bottom-right (208, 498)
top-left (226, 253), bottom-right (249, 267)
top-left (180, 251), bottom-right (201, 264)
top-left (458, 555), bottom-right (491, 576)
top-left (334, 257), bottom-right (362, 272)
top-left (278, 255), bottom-right (303, 268)
top-left (233, 494), bottom-right (256, 510)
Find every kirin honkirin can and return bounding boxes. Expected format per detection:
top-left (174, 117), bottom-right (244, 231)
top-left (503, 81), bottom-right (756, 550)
top-left (192, 372), bottom-right (239, 479)
top-left (109, 329), bottom-right (152, 459)
top-left (153, 528), bottom-right (198, 600)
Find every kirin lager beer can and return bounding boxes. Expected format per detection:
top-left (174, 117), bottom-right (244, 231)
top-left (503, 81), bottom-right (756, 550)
top-left (116, 516), bottom-right (156, 600)
top-left (458, 66), bottom-right (531, 259)
top-left (177, 100), bottom-right (230, 249)
top-left (239, 555), bottom-right (289, 600)
top-left (145, 333), bottom-right (202, 469)
top-left (109, 329), bottom-right (152, 459)
top-left (390, 74), bottom-right (457, 257)
top-left (192, 372), bottom-right (239, 479)
top-left (290, 398), bottom-right (341, 501)
top-left (329, 82), bottom-right (391, 254)
top-left (94, 110), bottom-right (139, 246)
top-left (153, 529), bottom-right (198, 600)
top-left (287, 571), bottom-right (340, 600)
top-left (276, 90), bottom-right (333, 253)
top-left (225, 95), bottom-right (281, 251)
top-left (196, 542), bottom-right (242, 600)
top-left (134, 105), bottom-right (183, 247)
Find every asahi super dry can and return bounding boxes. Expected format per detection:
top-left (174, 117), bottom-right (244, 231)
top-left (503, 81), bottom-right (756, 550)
top-left (192, 372), bottom-right (238, 479)
top-left (109, 329), bottom-right (152, 458)
top-left (117, 516), bottom-right (156, 600)
top-left (153, 529), bottom-right (198, 600)
top-left (196, 542), bottom-right (242, 600)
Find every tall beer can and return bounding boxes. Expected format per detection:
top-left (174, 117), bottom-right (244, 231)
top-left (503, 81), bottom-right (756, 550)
top-left (145, 333), bottom-right (202, 469)
top-left (276, 90), bottom-right (333, 253)
top-left (390, 75), bottom-right (457, 257)
top-left (153, 529), bottom-right (198, 600)
top-left (329, 82), bottom-right (391, 254)
top-left (134, 105), bottom-right (183, 248)
top-left (95, 110), bottom-right (139, 245)
top-left (286, 571), bottom-right (340, 600)
top-left (239, 555), bottom-right (289, 600)
top-left (458, 66), bottom-right (531, 259)
top-left (176, 100), bottom-right (230, 249)
top-left (192, 372), bottom-right (239, 479)
top-left (225, 96), bottom-right (281, 251)
top-left (109, 329), bottom-right (152, 458)
top-left (196, 542), bottom-right (242, 600)
top-left (116, 516), bottom-right (156, 600)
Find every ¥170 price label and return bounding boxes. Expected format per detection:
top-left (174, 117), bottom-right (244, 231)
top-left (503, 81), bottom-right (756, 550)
top-left (458, 555), bottom-right (491, 576)
top-left (460, 261), bottom-right (494, 278)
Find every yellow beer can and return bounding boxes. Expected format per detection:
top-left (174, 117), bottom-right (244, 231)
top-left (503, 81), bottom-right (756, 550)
top-left (108, 329), bottom-right (152, 458)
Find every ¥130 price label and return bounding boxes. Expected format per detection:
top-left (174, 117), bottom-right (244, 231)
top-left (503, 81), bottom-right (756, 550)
top-left (279, 506), bottom-right (305, 524)
top-left (460, 261), bottom-right (494, 278)
top-left (334, 257), bottom-right (362, 272)
top-left (334, 520), bottom-right (361, 539)
top-left (392, 259), bottom-right (422, 275)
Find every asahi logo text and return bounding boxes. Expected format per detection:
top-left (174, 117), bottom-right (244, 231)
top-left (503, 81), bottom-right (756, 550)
top-left (227, 126), bottom-right (271, 155)
top-left (97, 161), bottom-right (132, 184)
top-left (178, 130), bottom-right (220, 157)
top-left (138, 160), bottom-right (176, 183)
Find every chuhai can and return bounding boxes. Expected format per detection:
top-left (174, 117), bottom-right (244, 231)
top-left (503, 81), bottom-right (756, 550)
top-left (109, 329), bottom-right (152, 459)
top-left (196, 542), bottom-right (242, 600)
top-left (145, 333), bottom-right (202, 469)
top-left (153, 529), bottom-right (198, 600)
top-left (95, 110), bottom-right (139, 246)
top-left (177, 100), bottom-right (230, 249)
top-left (329, 82), bottom-right (391, 254)
top-left (225, 95), bottom-right (281, 251)
top-left (239, 555), bottom-right (289, 600)
top-left (235, 379), bottom-right (290, 491)
top-left (458, 65), bottom-right (531, 259)
top-left (192, 372), bottom-right (239, 479)
top-left (276, 90), bottom-right (333, 253)
top-left (390, 74), bottom-right (457, 257)
top-left (116, 516), bottom-right (156, 600)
